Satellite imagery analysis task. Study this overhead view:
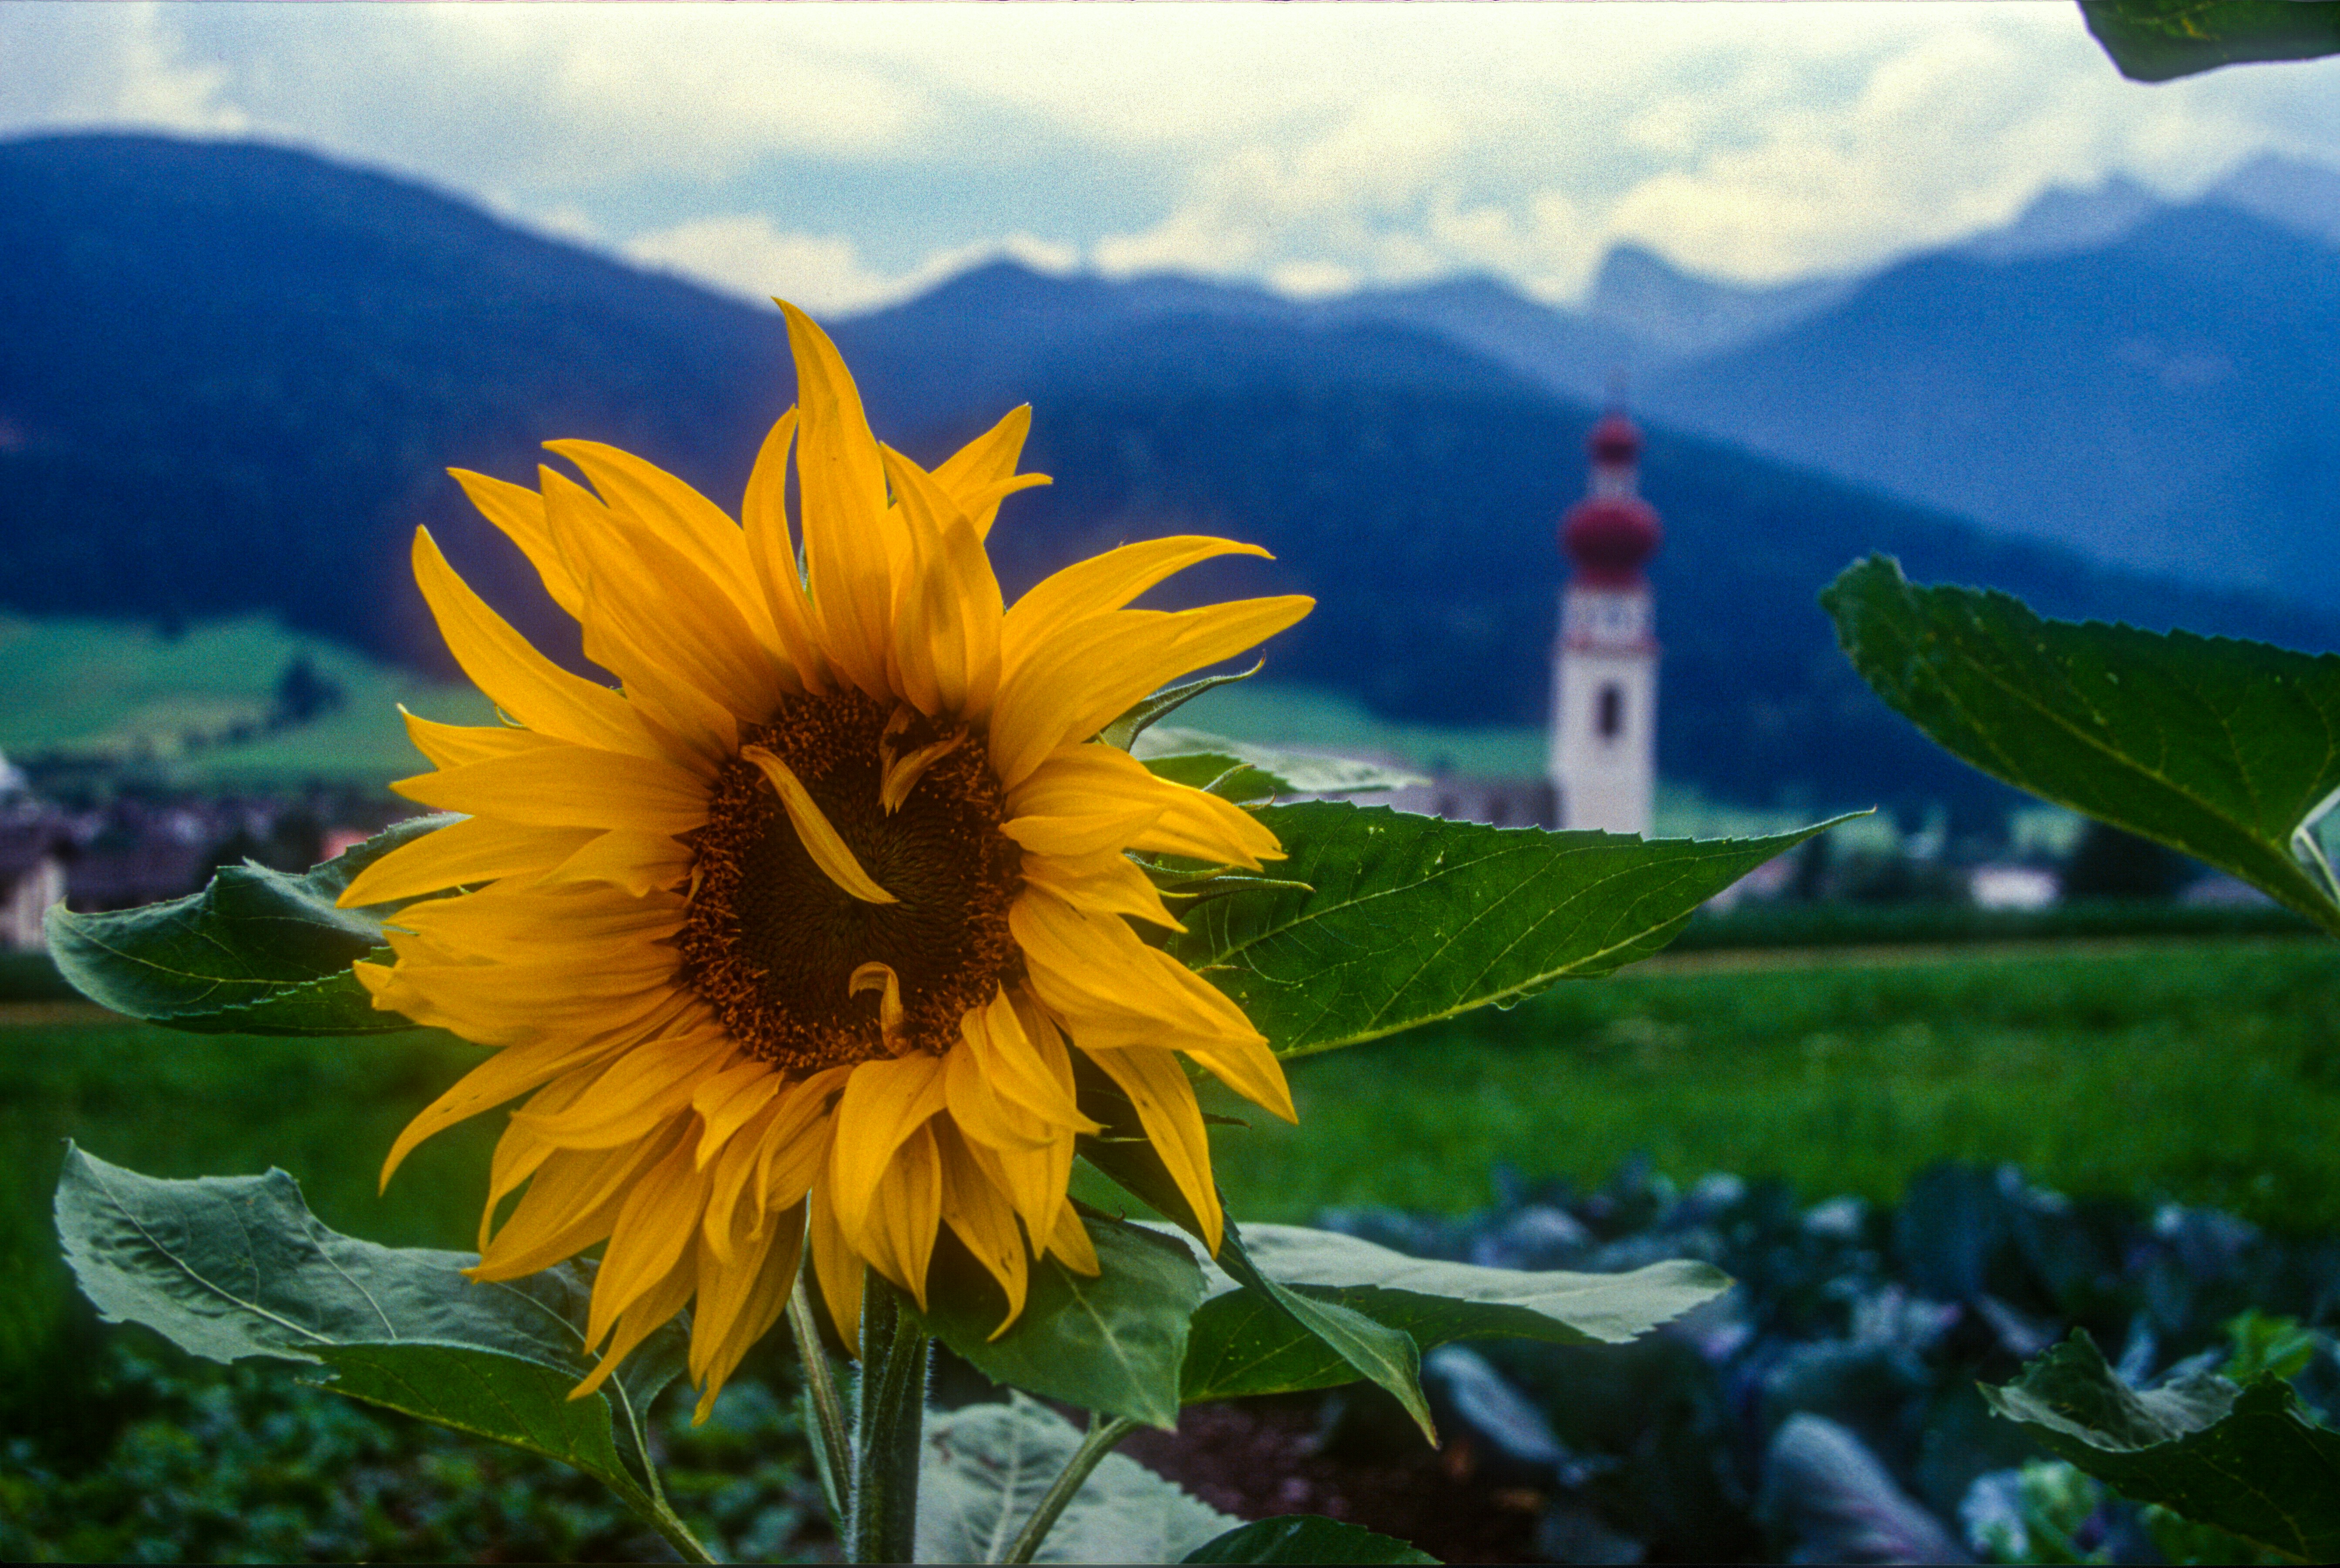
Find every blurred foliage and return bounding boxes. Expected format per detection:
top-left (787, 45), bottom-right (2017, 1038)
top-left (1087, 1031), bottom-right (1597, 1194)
top-left (0, 1335), bottom-right (827, 1564)
top-left (2081, 0), bottom-right (2340, 83)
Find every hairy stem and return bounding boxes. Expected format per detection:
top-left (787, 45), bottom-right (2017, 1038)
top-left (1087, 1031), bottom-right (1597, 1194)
top-left (848, 1275), bottom-right (931, 1565)
top-left (787, 1277), bottom-right (855, 1528)
top-left (1001, 1411), bottom-right (1143, 1565)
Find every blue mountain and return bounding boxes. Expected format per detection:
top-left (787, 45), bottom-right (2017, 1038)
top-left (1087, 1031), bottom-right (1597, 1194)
top-left (5, 131), bottom-right (2337, 816)
top-left (1644, 197), bottom-right (2340, 609)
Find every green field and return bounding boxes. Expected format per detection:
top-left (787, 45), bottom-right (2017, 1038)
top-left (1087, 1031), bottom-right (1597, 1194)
top-left (0, 612), bottom-right (491, 786)
top-left (10, 936), bottom-right (2338, 1410)
top-left (1202, 936), bottom-right (2340, 1231)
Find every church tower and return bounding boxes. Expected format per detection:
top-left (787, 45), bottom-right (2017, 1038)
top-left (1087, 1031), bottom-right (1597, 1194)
top-left (1549, 411), bottom-right (1662, 835)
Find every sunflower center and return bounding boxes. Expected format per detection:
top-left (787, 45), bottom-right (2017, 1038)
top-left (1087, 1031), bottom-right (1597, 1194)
top-left (678, 690), bottom-right (1023, 1069)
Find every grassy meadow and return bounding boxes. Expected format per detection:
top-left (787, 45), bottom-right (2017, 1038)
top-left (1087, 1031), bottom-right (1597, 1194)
top-left (1198, 935), bottom-right (2340, 1231)
top-left (0, 612), bottom-right (491, 786)
top-left (10, 934), bottom-right (2339, 1417)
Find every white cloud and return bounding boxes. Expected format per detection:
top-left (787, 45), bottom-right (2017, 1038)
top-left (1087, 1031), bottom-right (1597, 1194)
top-left (8, 2), bottom-right (2340, 305)
top-left (0, 4), bottom-right (247, 137)
top-left (624, 216), bottom-right (1076, 315)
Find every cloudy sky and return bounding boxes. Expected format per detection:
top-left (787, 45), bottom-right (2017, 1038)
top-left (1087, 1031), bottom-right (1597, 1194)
top-left (8, 2), bottom-right (2340, 313)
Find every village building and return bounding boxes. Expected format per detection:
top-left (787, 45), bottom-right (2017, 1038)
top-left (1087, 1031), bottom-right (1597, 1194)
top-left (1550, 411), bottom-right (1662, 835)
top-left (1383, 409), bottom-right (1661, 835)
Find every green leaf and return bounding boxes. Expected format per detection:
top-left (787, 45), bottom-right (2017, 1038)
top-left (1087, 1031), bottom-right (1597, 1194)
top-left (1183, 1515), bottom-right (1439, 1565)
top-left (44, 815), bottom-right (455, 1032)
top-left (1100, 664), bottom-right (1265, 751)
top-left (1133, 726), bottom-right (1427, 803)
top-left (2079, 0), bottom-right (2340, 83)
top-left (1170, 800), bottom-right (1846, 1059)
top-left (919, 1393), bottom-right (1240, 1566)
top-left (309, 1342), bottom-right (658, 1511)
top-left (1074, 1068), bottom-right (1435, 1441)
top-left (913, 1211), bottom-right (1205, 1431)
top-left (1982, 1330), bottom-right (2340, 1561)
top-left (1175, 1224), bottom-right (1728, 1407)
top-left (1822, 555), bottom-right (2340, 936)
top-left (53, 1144), bottom-right (685, 1509)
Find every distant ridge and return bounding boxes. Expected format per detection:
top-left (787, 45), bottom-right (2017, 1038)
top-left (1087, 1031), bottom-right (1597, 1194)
top-left (1644, 197), bottom-right (2340, 608)
top-left (6, 131), bottom-right (2339, 814)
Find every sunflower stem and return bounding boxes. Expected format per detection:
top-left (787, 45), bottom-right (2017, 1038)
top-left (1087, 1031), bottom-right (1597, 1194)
top-left (787, 1278), bottom-right (855, 1529)
top-left (848, 1274), bottom-right (931, 1565)
top-left (1000, 1411), bottom-right (1142, 1565)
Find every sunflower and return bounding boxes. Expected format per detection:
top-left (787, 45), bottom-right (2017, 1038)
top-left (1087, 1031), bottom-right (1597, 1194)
top-left (339, 303), bottom-right (1309, 1418)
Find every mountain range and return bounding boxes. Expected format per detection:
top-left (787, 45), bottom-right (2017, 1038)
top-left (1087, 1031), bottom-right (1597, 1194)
top-left (4, 131), bottom-right (2338, 817)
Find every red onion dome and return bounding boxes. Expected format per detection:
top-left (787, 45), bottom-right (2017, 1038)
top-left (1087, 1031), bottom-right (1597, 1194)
top-left (1561, 494), bottom-right (1662, 584)
top-left (1588, 412), bottom-right (1642, 467)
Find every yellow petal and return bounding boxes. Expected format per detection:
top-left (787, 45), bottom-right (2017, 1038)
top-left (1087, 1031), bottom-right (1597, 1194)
top-left (881, 445), bottom-right (1004, 720)
top-left (476, 1060), bottom-right (611, 1249)
top-left (741, 745), bottom-right (898, 904)
top-left (571, 1233), bottom-right (700, 1401)
top-left (544, 437), bottom-right (780, 652)
top-left (944, 1033), bottom-right (1053, 1153)
top-left (1017, 848), bottom-right (1185, 932)
top-left (387, 879), bottom-right (682, 956)
top-left (339, 817), bottom-right (594, 908)
top-left (693, 1059), bottom-right (783, 1170)
top-left (399, 709), bottom-right (565, 770)
top-left (780, 301), bottom-right (898, 698)
top-left (1010, 888), bottom-right (1293, 1122)
top-left (1014, 742), bottom-right (1280, 869)
top-left (862, 1122), bottom-right (943, 1309)
top-left (409, 527), bottom-right (656, 759)
top-left (808, 1183), bottom-right (868, 1357)
top-left (392, 746), bottom-right (708, 834)
top-left (878, 726), bottom-right (967, 814)
top-left (586, 1133), bottom-right (712, 1349)
top-left (368, 953), bottom-right (685, 1050)
top-left (377, 1030), bottom-right (621, 1191)
top-left (1000, 536), bottom-right (1272, 669)
top-left (691, 1197), bottom-right (807, 1420)
top-left (987, 611), bottom-right (1185, 789)
top-left (934, 1120), bottom-right (1028, 1335)
top-left (702, 1097), bottom-right (785, 1264)
top-left (540, 468), bottom-right (741, 764)
top-left (1084, 1043), bottom-right (1224, 1255)
top-left (757, 1065), bottom-right (855, 1213)
top-left (826, 1052), bottom-right (948, 1249)
top-left (962, 985), bottom-right (1095, 1133)
top-left (991, 596), bottom-right (1310, 790)
top-left (849, 961), bottom-right (908, 1049)
top-left (1047, 1193), bottom-right (1101, 1276)
top-left (931, 404), bottom-right (1045, 539)
top-left (559, 495), bottom-right (791, 724)
top-left (1000, 807), bottom-right (1164, 860)
top-left (541, 828), bottom-right (693, 898)
top-left (957, 1120), bottom-right (1075, 1269)
top-left (953, 471), bottom-right (1050, 542)
top-left (509, 1029), bottom-right (736, 1152)
top-left (448, 467), bottom-right (587, 620)
top-left (741, 407), bottom-right (831, 689)
top-left (475, 1119), bottom-right (688, 1281)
